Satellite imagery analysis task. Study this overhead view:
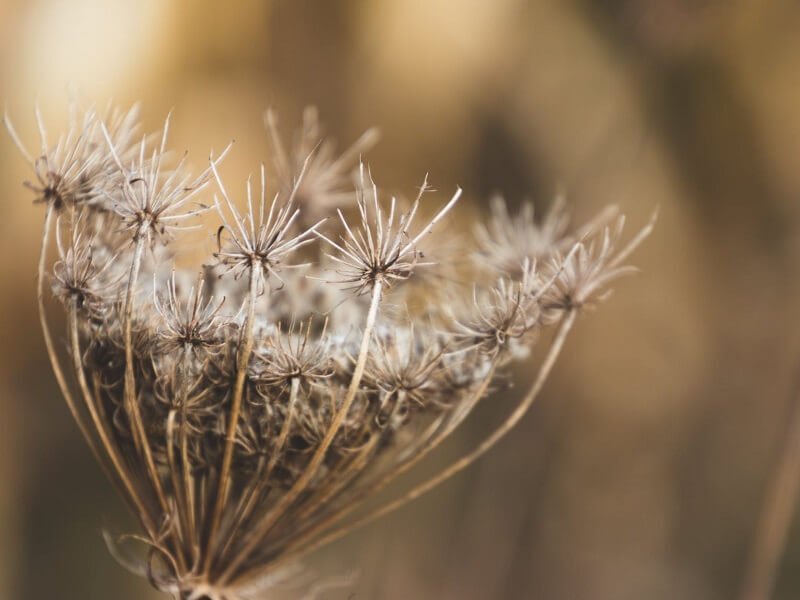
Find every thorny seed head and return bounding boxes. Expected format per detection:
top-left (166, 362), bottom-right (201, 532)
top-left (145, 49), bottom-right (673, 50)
top-left (251, 319), bottom-right (336, 391)
top-left (4, 103), bottom-right (141, 212)
top-left (474, 195), bottom-right (570, 271)
top-left (474, 195), bottom-right (619, 277)
top-left (212, 162), bottom-right (323, 283)
top-left (540, 213), bottom-right (656, 312)
top-left (154, 273), bottom-right (228, 357)
top-left (364, 327), bottom-right (452, 426)
top-left (451, 258), bottom-right (547, 358)
top-left (52, 211), bottom-right (122, 314)
top-left (316, 164), bottom-right (462, 294)
top-left (102, 113), bottom-right (226, 243)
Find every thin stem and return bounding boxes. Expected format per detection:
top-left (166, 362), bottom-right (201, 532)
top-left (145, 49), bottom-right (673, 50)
top-left (204, 262), bottom-right (262, 573)
top-left (166, 409), bottom-right (191, 568)
top-left (738, 369), bottom-right (800, 600)
top-left (219, 376), bottom-right (301, 562)
top-left (177, 345), bottom-right (199, 564)
top-left (122, 233), bottom-right (169, 515)
top-left (220, 280), bottom-right (383, 583)
top-left (238, 309), bottom-right (576, 585)
top-left (67, 300), bottom-right (158, 538)
top-left (38, 207), bottom-right (105, 464)
top-left (272, 362), bottom-right (498, 556)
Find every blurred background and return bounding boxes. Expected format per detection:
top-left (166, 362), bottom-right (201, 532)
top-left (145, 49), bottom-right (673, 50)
top-left (2, 1), bottom-right (800, 598)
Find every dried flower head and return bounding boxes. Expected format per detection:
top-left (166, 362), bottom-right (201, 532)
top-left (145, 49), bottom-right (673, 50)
top-left (212, 162), bottom-right (322, 283)
top-left (8, 102), bottom-right (653, 600)
top-left (154, 273), bottom-right (227, 356)
top-left (51, 211), bottom-right (122, 314)
top-left (103, 114), bottom-right (221, 243)
top-left (4, 103), bottom-right (140, 211)
top-left (316, 165), bottom-right (461, 294)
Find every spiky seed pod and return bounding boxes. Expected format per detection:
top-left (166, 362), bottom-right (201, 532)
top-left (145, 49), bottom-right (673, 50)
top-left (540, 213), bottom-right (656, 312)
top-left (451, 258), bottom-right (547, 358)
top-left (212, 162), bottom-right (323, 283)
top-left (154, 273), bottom-right (228, 357)
top-left (250, 319), bottom-right (335, 391)
top-left (474, 195), bottom-right (570, 270)
top-left (51, 212), bottom-right (122, 315)
top-left (102, 114), bottom-right (221, 244)
top-left (316, 164), bottom-right (461, 294)
top-left (4, 104), bottom-right (141, 212)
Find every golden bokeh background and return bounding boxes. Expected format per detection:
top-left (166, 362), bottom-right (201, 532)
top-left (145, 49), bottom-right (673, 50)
top-left (2, 1), bottom-right (800, 598)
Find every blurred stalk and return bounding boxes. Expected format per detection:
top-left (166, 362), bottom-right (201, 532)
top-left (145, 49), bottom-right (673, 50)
top-left (739, 370), bottom-right (800, 600)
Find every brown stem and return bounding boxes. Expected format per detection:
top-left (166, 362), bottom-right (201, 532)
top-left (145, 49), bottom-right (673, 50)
top-left (264, 363), bottom-right (498, 559)
top-left (38, 207), bottom-right (105, 466)
top-left (67, 300), bottom-right (158, 538)
top-left (220, 280), bottom-right (383, 583)
top-left (236, 309), bottom-right (576, 585)
top-left (122, 233), bottom-right (169, 516)
top-left (219, 376), bottom-right (301, 562)
top-left (204, 262), bottom-right (262, 573)
top-left (177, 345), bottom-right (199, 564)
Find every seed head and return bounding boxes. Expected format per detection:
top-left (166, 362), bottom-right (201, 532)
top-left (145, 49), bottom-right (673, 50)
top-left (540, 213), bottom-right (656, 312)
top-left (102, 113), bottom-right (222, 243)
top-left (15, 102), bottom-right (653, 600)
top-left (154, 272), bottom-right (228, 357)
top-left (212, 162), bottom-right (323, 283)
top-left (316, 164), bottom-right (461, 294)
top-left (51, 211), bottom-right (122, 314)
top-left (4, 104), bottom-right (140, 211)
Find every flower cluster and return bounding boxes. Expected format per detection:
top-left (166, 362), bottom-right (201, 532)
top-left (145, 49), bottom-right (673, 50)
top-left (6, 104), bottom-right (652, 600)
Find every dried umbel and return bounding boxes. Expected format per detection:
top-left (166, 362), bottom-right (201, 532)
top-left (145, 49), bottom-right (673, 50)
top-left (6, 103), bottom-right (653, 600)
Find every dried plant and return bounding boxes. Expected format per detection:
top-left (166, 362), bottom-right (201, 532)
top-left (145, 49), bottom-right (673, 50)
top-left (6, 103), bottom-right (653, 600)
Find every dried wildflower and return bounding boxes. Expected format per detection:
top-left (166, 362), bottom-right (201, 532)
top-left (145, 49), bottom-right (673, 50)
top-left (451, 258), bottom-right (546, 358)
top-left (11, 102), bottom-right (653, 600)
top-left (251, 319), bottom-right (335, 390)
top-left (540, 213), bottom-right (656, 312)
top-left (474, 195), bottom-right (619, 277)
top-left (474, 195), bottom-right (570, 270)
top-left (363, 327), bottom-right (451, 426)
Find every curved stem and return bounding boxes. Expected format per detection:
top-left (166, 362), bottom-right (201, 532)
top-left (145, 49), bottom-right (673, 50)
top-left (204, 263), bottom-right (263, 573)
top-left (68, 300), bottom-right (158, 538)
top-left (237, 309), bottom-right (576, 585)
top-left (177, 345), bottom-right (199, 565)
top-left (219, 376), bottom-right (301, 563)
top-left (267, 362), bottom-right (498, 559)
top-left (166, 409), bottom-right (190, 568)
top-left (38, 207), bottom-right (103, 464)
top-left (220, 280), bottom-right (383, 583)
top-left (123, 234), bottom-right (169, 515)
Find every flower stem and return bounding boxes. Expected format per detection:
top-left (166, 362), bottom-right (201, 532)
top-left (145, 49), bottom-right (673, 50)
top-left (240, 309), bottom-right (575, 585)
top-left (204, 262), bottom-right (263, 574)
top-left (220, 280), bottom-right (383, 583)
